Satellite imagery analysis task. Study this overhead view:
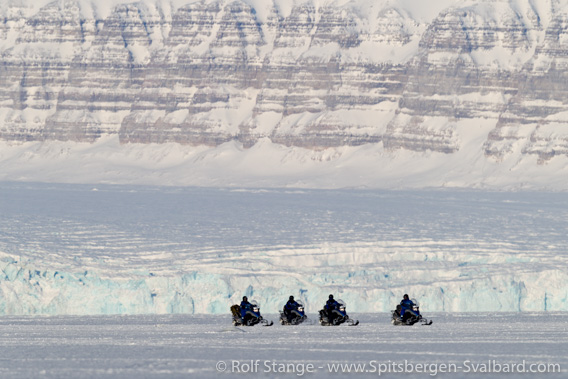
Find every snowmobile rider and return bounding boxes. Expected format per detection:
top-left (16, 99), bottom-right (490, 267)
top-left (399, 294), bottom-right (420, 319)
top-left (284, 295), bottom-right (300, 311)
top-left (325, 294), bottom-right (340, 311)
top-left (324, 294), bottom-right (340, 322)
top-left (240, 296), bottom-right (251, 319)
top-left (284, 296), bottom-right (300, 320)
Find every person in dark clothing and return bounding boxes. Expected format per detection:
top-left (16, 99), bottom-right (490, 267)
top-left (283, 296), bottom-right (300, 321)
top-left (284, 296), bottom-right (299, 312)
top-left (399, 294), bottom-right (420, 320)
top-left (324, 294), bottom-right (340, 322)
top-left (325, 294), bottom-right (339, 311)
top-left (240, 296), bottom-right (251, 319)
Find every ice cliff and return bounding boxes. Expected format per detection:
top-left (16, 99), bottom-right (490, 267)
top-left (1, 185), bottom-right (566, 315)
top-left (2, 242), bottom-right (567, 315)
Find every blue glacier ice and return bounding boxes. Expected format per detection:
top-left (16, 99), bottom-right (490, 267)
top-left (1, 183), bottom-right (567, 315)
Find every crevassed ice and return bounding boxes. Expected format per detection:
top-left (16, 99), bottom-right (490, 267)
top-left (0, 184), bottom-right (567, 315)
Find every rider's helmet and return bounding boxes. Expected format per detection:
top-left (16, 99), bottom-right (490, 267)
top-left (403, 294), bottom-right (409, 300)
top-left (243, 296), bottom-right (248, 301)
top-left (329, 294), bottom-right (334, 299)
top-left (289, 296), bottom-right (294, 301)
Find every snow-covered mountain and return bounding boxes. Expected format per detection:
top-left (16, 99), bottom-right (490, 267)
top-left (1, 0), bottom-right (568, 189)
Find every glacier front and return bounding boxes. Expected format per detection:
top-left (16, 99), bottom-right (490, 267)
top-left (1, 183), bottom-right (566, 315)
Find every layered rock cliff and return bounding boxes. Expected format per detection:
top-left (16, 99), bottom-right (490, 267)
top-left (1, 0), bottom-right (568, 166)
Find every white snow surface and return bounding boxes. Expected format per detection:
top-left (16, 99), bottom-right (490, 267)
top-left (0, 313), bottom-right (566, 378)
top-left (1, 183), bottom-right (567, 316)
top-left (2, 134), bottom-right (568, 191)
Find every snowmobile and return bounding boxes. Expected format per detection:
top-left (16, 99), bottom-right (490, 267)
top-left (391, 299), bottom-right (432, 326)
top-left (279, 301), bottom-right (308, 325)
top-left (231, 300), bottom-right (273, 326)
top-left (319, 299), bottom-right (359, 326)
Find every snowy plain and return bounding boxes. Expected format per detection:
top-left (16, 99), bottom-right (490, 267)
top-left (0, 313), bottom-right (566, 378)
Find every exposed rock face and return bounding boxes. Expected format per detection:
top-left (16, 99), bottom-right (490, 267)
top-left (1, 0), bottom-right (568, 163)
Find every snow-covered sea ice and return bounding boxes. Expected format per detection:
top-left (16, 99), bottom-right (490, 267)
top-left (0, 313), bottom-right (566, 378)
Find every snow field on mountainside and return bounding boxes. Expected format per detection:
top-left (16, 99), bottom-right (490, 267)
top-left (1, 183), bottom-right (567, 315)
top-left (0, 313), bottom-right (566, 378)
top-left (2, 130), bottom-right (568, 190)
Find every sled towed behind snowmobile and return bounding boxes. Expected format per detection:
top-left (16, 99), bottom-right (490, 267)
top-left (231, 301), bottom-right (273, 326)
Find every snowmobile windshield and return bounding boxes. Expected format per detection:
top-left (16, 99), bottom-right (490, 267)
top-left (411, 299), bottom-right (419, 308)
top-left (248, 300), bottom-right (260, 313)
top-left (296, 301), bottom-right (305, 311)
top-left (336, 299), bottom-right (346, 310)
